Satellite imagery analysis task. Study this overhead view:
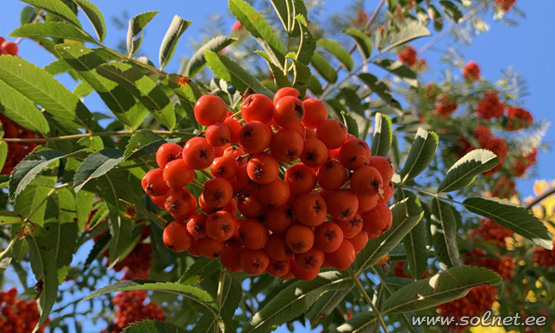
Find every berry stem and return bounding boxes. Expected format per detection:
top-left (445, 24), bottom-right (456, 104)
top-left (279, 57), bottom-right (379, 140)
top-left (118, 199), bottom-right (168, 229)
top-left (0, 238), bottom-right (16, 262)
top-left (0, 130), bottom-right (195, 143)
top-left (347, 268), bottom-right (389, 333)
top-left (229, 110), bottom-right (242, 119)
top-left (215, 266), bottom-right (226, 333)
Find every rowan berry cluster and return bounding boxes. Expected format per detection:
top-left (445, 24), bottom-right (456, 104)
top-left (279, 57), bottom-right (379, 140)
top-left (0, 288), bottom-right (48, 333)
top-left (464, 248), bottom-right (515, 280)
top-left (398, 46), bottom-right (417, 67)
top-left (496, 0), bottom-right (517, 12)
top-left (0, 113), bottom-right (43, 175)
top-left (458, 125), bottom-right (508, 175)
top-left (463, 61), bottom-right (481, 82)
top-left (533, 240), bottom-right (555, 268)
top-left (107, 290), bottom-right (165, 333)
top-left (142, 87), bottom-right (395, 280)
top-left (0, 36), bottom-right (18, 56)
top-left (434, 95), bottom-right (458, 119)
top-left (506, 106), bottom-right (533, 131)
top-left (476, 91), bottom-right (505, 120)
top-left (436, 285), bottom-right (498, 331)
top-left (469, 218), bottom-right (514, 247)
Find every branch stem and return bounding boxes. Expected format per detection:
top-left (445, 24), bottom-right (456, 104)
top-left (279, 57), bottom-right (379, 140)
top-left (525, 186), bottom-right (555, 210)
top-left (1, 130), bottom-right (194, 143)
top-left (347, 268), bottom-right (389, 333)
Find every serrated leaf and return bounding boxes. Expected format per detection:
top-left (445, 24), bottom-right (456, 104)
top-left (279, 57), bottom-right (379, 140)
top-left (399, 128), bottom-right (438, 183)
top-left (371, 113), bottom-right (392, 157)
top-left (96, 62), bottom-right (176, 129)
top-left (311, 52), bottom-right (337, 83)
top-left (20, 6), bottom-right (37, 25)
top-left (83, 280), bottom-right (217, 315)
top-left (159, 15), bottom-right (191, 70)
top-left (0, 211), bottom-right (23, 225)
top-left (352, 198), bottom-right (423, 273)
top-left (374, 59), bottom-right (418, 87)
top-left (56, 43), bottom-right (147, 128)
top-left (20, 0), bottom-right (81, 27)
top-left (382, 22), bottom-right (431, 53)
top-left (204, 50), bottom-right (274, 97)
top-left (123, 130), bottom-right (166, 161)
top-left (73, 149), bottom-right (124, 192)
top-left (295, 15), bottom-right (315, 65)
top-left (463, 197), bottom-right (553, 249)
top-left (185, 36), bottom-right (236, 78)
top-left (269, 0), bottom-right (288, 31)
top-left (123, 320), bottom-right (187, 333)
top-left (341, 111), bottom-right (359, 138)
top-left (0, 55), bottom-right (97, 133)
top-left (0, 142), bottom-right (6, 174)
top-left (0, 80), bottom-right (49, 134)
top-left (381, 266), bottom-right (502, 314)
top-left (243, 271), bottom-right (352, 333)
top-left (358, 73), bottom-right (398, 106)
top-left (178, 257), bottom-right (220, 285)
top-left (440, 1), bottom-right (463, 23)
top-left (10, 22), bottom-right (95, 43)
top-left (397, 190), bottom-right (428, 280)
top-left (437, 149), bottom-right (499, 193)
top-left (256, 50), bottom-right (291, 89)
top-left (431, 198), bottom-right (462, 270)
top-left (73, 0), bottom-right (106, 42)
top-left (9, 150), bottom-right (77, 199)
top-left (344, 28), bottom-right (372, 59)
top-left (127, 11), bottom-right (159, 56)
top-left (306, 287), bottom-right (354, 327)
top-left (13, 176), bottom-right (56, 227)
top-left (27, 222), bottom-right (78, 330)
top-left (317, 39), bottom-right (354, 71)
top-left (428, 5), bottom-right (443, 32)
top-left (292, 59), bottom-right (311, 97)
top-left (229, 0), bottom-right (286, 67)
top-left (308, 75), bottom-right (323, 95)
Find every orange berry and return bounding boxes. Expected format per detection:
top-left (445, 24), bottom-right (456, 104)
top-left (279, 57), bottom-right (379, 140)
top-left (210, 156), bottom-right (239, 180)
top-left (295, 247), bottom-right (324, 270)
top-left (302, 98), bottom-right (328, 129)
top-left (221, 245), bottom-right (244, 272)
top-left (194, 95), bottom-right (227, 126)
top-left (290, 259), bottom-right (320, 281)
top-left (206, 211), bottom-right (237, 241)
top-left (197, 237), bottom-right (225, 258)
top-left (182, 137), bottom-right (215, 170)
top-left (325, 239), bottom-right (355, 270)
top-left (285, 224), bottom-right (315, 254)
top-left (205, 122), bottom-right (231, 146)
top-left (338, 139), bottom-right (371, 170)
top-left (270, 128), bottom-right (304, 162)
top-left (350, 166), bottom-right (383, 197)
top-left (187, 213), bottom-right (208, 239)
top-left (336, 213), bottom-right (363, 239)
top-left (156, 143), bottom-right (182, 168)
top-left (300, 138), bottom-right (329, 167)
top-left (241, 94), bottom-right (275, 123)
top-left (246, 153), bottom-right (279, 184)
top-left (265, 233), bottom-right (292, 261)
top-left (202, 177), bottom-right (233, 208)
top-left (142, 168), bottom-right (169, 196)
top-left (326, 189), bottom-right (359, 220)
top-left (265, 206), bottom-right (295, 233)
top-left (316, 119), bottom-right (347, 149)
top-left (274, 96), bottom-right (304, 129)
top-left (266, 258), bottom-right (291, 277)
top-left (239, 121), bottom-right (272, 154)
top-left (284, 163), bottom-right (317, 195)
top-left (163, 221), bottom-right (193, 252)
top-left (293, 193), bottom-right (327, 227)
top-left (240, 248), bottom-right (270, 275)
top-left (273, 87), bottom-right (300, 104)
top-left (258, 178), bottom-right (291, 208)
top-left (316, 159), bottom-right (347, 190)
top-left (314, 222), bottom-right (344, 253)
top-left (238, 219), bottom-right (269, 249)
top-left (361, 203), bottom-right (393, 236)
top-left (163, 159), bottom-right (194, 189)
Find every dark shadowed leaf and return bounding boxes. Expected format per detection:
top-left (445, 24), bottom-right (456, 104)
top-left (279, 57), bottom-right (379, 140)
top-left (437, 149), bottom-right (499, 193)
top-left (73, 149), bottom-right (124, 192)
top-left (399, 128), bottom-right (438, 183)
top-left (185, 36), bottom-right (236, 78)
top-left (73, 0), bottom-right (106, 41)
top-left (431, 198), bottom-right (462, 270)
top-left (370, 113), bottom-right (392, 157)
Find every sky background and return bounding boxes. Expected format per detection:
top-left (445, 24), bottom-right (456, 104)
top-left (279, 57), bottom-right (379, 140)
top-left (1, 1), bottom-right (554, 332)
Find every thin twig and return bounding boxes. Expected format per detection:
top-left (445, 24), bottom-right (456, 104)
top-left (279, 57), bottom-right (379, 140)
top-left (347, 268), bottom-right (389, 333)
top-left (0, 130), bottom-right (194, 143)
top-left (524, 186), bottom-right (555, 210)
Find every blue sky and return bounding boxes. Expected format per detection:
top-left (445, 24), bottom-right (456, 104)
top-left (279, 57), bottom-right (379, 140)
top-left (0, 1), bottom-right (553, 331)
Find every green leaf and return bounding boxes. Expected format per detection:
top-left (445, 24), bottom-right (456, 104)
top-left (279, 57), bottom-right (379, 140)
top-left (73, 149), bottom-right (124, 192)
top-left (335, 312), bottom-right (377, 333)
top-left (428, 5), bottom-right (443, 32)
top-left (305, 287), bottom-right (354, 327)
top-left (13, 176), bottom-right (56, 227)
top-left (127, 11), bottom-right (159, 56)
top-left (229, 0), bottom-right (286, 67)
top-left (317, 39), bottom-right (354, 71)
top-left (269, 0), bottom-right (288, 32)
top-left (374, 59), bottom-right (418, 87)
top-left (381, 266), bottom-right (502, 314)
top-left (123, 320), bottom-right (187, 333)
top-left (242, 271), bottom-right (352, 333)
top-left (292, 59), bottom-right (311, 98)
top-left (0, 211), bottom-right (24, 226)
top-left (123, 130), bottom-right (166, 161)
top-left (159, 15), bottom-right (191, 70)
top-left (308, 76), bottom-right (323, 95)
top-left (10, 22), bottom-right (95, 43)
top-left (341, 111), bottom-right (359, 138)
top-left (295, 15), bottom-right (315, 65)
top-left (440, 1), bottom-right (463, 23)
top-left (185, 36), bottom-right (236, 78)
top-left (55, 43), bottom-right (147, 128)
top-left (397, 190), bottom-right (428, 280)
top-left (204, 50), bottom-right (274, 97)
top-left (27, 221), bottom-right (79, 330)
top-left (256, 50), bottom-right (291, 89)
top-left (353, 198), bottom-right (423, 273)
top-left (344, 28), bottom-right (372, 59)
top-left (437, 149), bottom-right (499, 193)
top-left (311, 52), bottom-right (337, 83)
top-left (0, 80), bottom-right (49, 134)
top-left (20, 0), bottom-right (81, 27)
top-left (358, 73), bottom-right (398, 106)
top-left (83, 280), bottom-right (217, 315)
top-left (382, 22), bottom-right (431, 53)
top-left (431, 198), bottom-right (462, 270)
top-left (96, 62), bottom-right (176, 129)
top-left (73, 0), bottom-right (106, 41)
top-left (463, 197), bottom-right (553, 249)
top-left (9, 150), bottom-right (76, 199)
top-left (399, 128), bottom-right (438, 183)
top-left (20, 6), bottom-right (38, 25)
top-left (178, 257), bottom-right (220, 285)
top-left (0, 55), bottom-right (97, 133)
top-left (370, 113), bottom-right (392, 157)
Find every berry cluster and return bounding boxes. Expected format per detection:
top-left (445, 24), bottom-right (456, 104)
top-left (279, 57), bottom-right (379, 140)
top-left (496, 0), bottom-right (517, 12)
top-left (469, 219), bottom-right (514, 247)
top-left (142, 87), bottom-right (395, 280)
top-left (464, 248), bottom-right (515, 281)
top-left (434, 95), bottom-right (458, 119)
top-left (463, 61), bottom-right (481, 82)
top-left (398, 46), bottom-right (417, 67)
top-left (459, 125), bottom-right (508, 175)
top-left (436, 285), bottom-right (498, 332)
top-left (512, 147), bottom-right (537, 177)
top-left (533, 240), bottom-right (555, 268)
top-left (107, 291), bottom-right (165, 333)
top-left (506, 106), bottom-right (533, 131)
top-left (476, 91), bottom-right (505, 120)
top-left (0, 288), bottom-right (48, 333)
top-left (0, 113), bottom-right (43, 175)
